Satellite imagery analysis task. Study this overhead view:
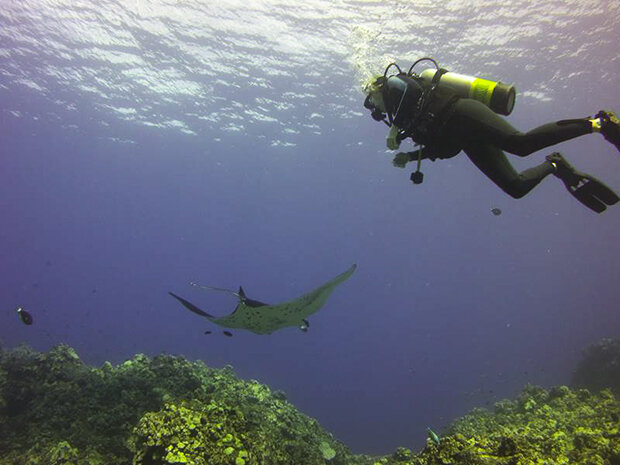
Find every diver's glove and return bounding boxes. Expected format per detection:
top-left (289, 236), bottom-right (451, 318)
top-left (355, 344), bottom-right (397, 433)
top-left (386, 125), bottom-right (401, 150)
top-left (392, 152), bottom-right (414, 168)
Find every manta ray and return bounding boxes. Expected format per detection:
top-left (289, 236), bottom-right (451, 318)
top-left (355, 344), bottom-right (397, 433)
top-left (169, 264), bottom-right (357, 335)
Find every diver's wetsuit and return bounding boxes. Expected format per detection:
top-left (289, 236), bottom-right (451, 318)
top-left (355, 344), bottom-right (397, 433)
top-left (383, 76), bottom-right (594, 198)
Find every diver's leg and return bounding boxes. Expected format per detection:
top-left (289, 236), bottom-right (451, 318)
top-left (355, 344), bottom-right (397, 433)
top-left (464, 142), bottom-right (556, 199)
top-left (503, 119), bottom-right (593, 156)
top-left (449, 99), bottom-right (593, 157)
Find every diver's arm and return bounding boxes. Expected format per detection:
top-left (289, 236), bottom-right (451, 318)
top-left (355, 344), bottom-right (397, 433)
top-left (386, 124), bottom-right (401, 150)
top-left (392, 149), bottom-right (436, 168)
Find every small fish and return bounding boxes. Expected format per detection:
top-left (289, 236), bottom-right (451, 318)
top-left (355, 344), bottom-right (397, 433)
top-left (491, 207), bottom-right (502, 216)
top-left (222, 331), bottom-right (233, 337)
top-left (204, 330), bottom-right (212, 335)
top-left (427, 427), bottom-right (440, 446)
top-left (17, 307), bottom-right (33, 325)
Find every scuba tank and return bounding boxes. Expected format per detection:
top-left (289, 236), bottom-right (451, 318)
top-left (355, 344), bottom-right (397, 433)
top-left (418, 67), bottom-right (516, 116)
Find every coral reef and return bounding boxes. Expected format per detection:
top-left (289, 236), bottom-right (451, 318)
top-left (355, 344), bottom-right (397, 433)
top-left (371, 385), bottom-right (620, 465)
top-left (0, 344), bottom-right (352, 465)
top-left (1, 344), bottom-right (619, 465)
top-left (128, 371), bottom-right (351, 465)
top-left (572, 337), bottom-right (620, 397)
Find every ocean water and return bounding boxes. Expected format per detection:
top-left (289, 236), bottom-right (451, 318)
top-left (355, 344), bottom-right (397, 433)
top-left (1, 0), bottom-right (619, 455)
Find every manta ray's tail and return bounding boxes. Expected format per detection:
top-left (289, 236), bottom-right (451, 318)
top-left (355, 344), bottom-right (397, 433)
top-left (190, 282), bottom-right (240, 297)
top-left (169, 292), bottom-right (215, 319)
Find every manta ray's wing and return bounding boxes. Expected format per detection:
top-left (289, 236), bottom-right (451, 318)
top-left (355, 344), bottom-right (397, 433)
top-left (212, 264), bottom-right (357, 335)
top-left (168, 292), bottom-right (215, 319)
top-left (169, 286), bottom-right (267, 330)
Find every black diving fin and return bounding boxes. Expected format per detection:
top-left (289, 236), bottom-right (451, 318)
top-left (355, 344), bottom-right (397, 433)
top-left (546, 152), bottom-right (620, 213)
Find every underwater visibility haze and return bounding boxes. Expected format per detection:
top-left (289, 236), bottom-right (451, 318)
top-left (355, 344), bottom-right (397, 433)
top-left (1, 0), bottom-right (619, 457)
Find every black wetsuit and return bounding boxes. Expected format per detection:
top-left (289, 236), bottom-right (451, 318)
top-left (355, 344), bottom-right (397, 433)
top-left (382, 75), bottom-right (594, 198)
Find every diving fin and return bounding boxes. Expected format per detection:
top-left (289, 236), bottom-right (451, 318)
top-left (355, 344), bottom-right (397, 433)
top-left (546, 152), bottom-right (620, 213)
top-left (595, 110), bottom-right (620, 152)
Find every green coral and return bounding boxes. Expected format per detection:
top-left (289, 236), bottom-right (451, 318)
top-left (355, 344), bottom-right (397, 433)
top-left (129, 392), bottom-right (350, 464)
top-left (0, 344), bottom-right (356, 465)
top-left (48, 441), bottom-right (79, 465)
top-left (1, 344), bottom-right (619, 465)
top-left (398, 385), bottom-right (620, 465)
top-left (319, 440), bottom-right (336, 460)
top-left (0, 344), bottom-right (217, 463)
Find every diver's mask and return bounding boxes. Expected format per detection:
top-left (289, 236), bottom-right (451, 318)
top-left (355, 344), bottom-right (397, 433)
top-left (364, 94), bottom-right (386, 122)
top-left (364, 76), bottom-right (388, 123)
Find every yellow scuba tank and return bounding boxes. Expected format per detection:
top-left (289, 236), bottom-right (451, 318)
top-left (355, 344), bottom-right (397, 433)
top-left (419, 68), bottom-right (516, 116)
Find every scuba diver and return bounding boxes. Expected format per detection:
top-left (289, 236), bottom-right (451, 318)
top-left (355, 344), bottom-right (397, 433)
top-left (363, 57), bottom-right (620, 213)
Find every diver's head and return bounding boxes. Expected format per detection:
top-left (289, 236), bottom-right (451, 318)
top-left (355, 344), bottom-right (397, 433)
top-left (363, 75), bottom-right (387, 122)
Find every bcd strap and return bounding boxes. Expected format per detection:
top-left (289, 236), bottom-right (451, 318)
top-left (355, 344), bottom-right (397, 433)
top-left (432, 68), bottom-right (449, 85)
top-left (414, 68), bottom-right (449, 129)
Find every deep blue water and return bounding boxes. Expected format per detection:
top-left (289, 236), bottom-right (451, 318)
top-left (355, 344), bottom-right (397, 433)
top-left (1, 0), bottom-right (619, 455)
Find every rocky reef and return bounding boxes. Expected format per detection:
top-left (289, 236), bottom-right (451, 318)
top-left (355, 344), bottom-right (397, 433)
top-left (1, 343), bottom-right (619, 465)
top-left (380, 385), bottom-right (620, 465)
top-left (572, 337), bottom-right (620, 397)
top-left (0, 344), bottom-right (352, 465)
